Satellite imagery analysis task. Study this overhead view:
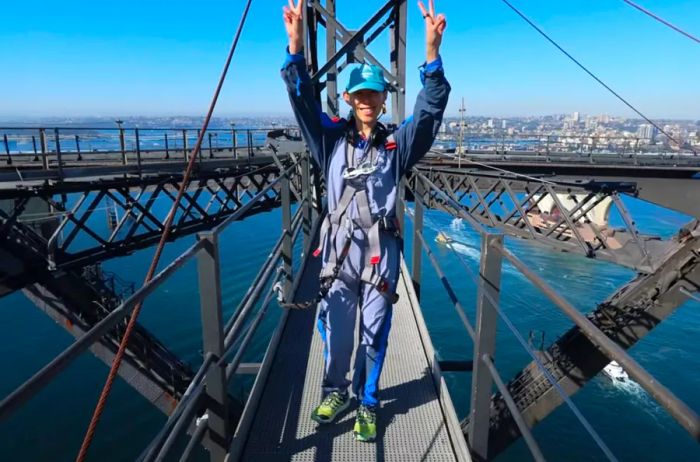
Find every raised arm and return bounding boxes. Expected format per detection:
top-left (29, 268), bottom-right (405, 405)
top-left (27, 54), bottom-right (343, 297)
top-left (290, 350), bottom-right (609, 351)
top-left (394, 0), bottom-right (450, 174)
top-left (281, 0), bottom-right (337, 172)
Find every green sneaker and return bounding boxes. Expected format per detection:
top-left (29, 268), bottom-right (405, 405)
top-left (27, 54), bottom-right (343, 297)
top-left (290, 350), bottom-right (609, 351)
top-left (311, 391), bottom-right (350, 424)
top-left (353, 405), bottom-right (377, 442)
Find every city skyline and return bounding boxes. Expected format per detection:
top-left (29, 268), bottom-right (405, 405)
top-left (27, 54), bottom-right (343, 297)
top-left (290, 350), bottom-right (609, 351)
top-left (1, 1), bottom-right (698, 119)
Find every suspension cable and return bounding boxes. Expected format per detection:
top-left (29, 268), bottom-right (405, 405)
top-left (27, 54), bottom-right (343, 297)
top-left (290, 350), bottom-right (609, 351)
top-left (75, 1), bottom-right (254, 460)
top-left (622, 0), bottom-right (700, 44)
top-left (499, 0), bottom-right (696, 156)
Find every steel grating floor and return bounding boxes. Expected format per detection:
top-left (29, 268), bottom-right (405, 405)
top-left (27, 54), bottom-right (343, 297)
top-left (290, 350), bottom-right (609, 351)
top-left (238, 254), bottom-right (465, 461)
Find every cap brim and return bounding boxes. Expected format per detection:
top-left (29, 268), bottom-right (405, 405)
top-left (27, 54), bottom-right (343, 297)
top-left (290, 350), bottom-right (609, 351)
top-left (347, 82), bottom-right (386, 94)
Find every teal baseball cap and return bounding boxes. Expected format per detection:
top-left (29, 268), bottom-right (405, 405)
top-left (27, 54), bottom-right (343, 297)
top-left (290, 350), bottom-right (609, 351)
top-left (345, 64), bottom-right (387, 94)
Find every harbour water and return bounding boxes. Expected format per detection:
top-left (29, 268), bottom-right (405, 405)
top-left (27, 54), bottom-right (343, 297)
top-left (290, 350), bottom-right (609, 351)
top-left (0, 193), bottom-right (698, 461)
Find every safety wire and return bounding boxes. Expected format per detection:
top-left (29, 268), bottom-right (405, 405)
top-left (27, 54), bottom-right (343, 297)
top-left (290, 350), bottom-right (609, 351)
top-left (430, 209), bottom-right (618, 461)
top-left (499, 0), bottom-right (696, 156)
top-left (622, 0), bottom-right (700, 44)
top-left (75, 1), bottom-right (254, 461)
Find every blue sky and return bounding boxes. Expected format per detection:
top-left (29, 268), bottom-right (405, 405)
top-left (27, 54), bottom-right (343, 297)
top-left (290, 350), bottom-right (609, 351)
top-left (1, 0), bottom-right (698, 119)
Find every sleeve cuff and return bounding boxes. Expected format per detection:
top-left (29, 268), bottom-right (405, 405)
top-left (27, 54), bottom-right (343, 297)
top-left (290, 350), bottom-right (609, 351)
top-left (419, 55), bottom-right (443, 85)
top-left (423, 56), bottom-right (443, 73)
top-left (283, 47), bottom-right (305, 67)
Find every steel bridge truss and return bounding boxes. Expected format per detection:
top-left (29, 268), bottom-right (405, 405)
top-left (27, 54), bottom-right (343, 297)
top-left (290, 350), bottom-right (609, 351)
top-left (0, 161), bottom-right (305, 274)
top-left (407, 167), bottom-right (700, 459)
top-left (304, 0), bottom-right (406, 124)
top-left (410, 166), bottom-right (675, 273)
top-left (474, 219), bottom-right (700, 458)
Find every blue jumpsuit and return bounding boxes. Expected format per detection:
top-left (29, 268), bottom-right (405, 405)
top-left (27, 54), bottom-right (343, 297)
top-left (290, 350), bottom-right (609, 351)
top-left (281, 50), bottom-right (450, 408)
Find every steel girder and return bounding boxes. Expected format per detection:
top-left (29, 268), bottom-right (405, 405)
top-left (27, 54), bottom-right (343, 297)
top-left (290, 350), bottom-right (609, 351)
top-left (463, 220), bottom-right (700, 459)
top-left (410, 167), bottom-right (674, 273)
top-left (21, 267), bottom-right (198, 416)
top-left (304, 0), bottom-right (407, 124)
top-left (0, 164), bottom-right (299, 285)
top-left (421, 155), bottom-right (700, 219)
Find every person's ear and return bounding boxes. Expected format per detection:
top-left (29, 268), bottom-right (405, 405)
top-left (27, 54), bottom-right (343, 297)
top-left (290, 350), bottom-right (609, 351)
top-left (343, 91), bottom-right (351, 105)
top-left (382, 91), bottom-right (388, 103)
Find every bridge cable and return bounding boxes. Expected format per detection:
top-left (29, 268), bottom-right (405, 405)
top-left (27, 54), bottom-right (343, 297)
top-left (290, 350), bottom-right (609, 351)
top-left (621, 0), bottom-right (700, 44)
top-left (499, 0), bottom-right (696, 156)
top-left (431, 219), bottom-right (618, 461)
top-left (75, 1), bottom-right (254, 460)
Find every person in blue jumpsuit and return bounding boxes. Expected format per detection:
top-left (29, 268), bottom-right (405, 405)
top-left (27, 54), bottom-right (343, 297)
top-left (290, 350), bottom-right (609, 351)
top-left (281, 0), bottom-right (449, 442)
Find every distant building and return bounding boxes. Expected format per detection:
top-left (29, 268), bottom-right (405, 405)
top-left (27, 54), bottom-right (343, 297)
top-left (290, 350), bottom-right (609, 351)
top-left (637, 124), bottom-right (657, 141)
top-left (585, 116), bottom-right (597, 130)
top-left (501, 120), bottom-right (507, 129)
top-left (487, 119), bottom-right (495, 129)
top-left (572, 111), bottom-right (580, 123)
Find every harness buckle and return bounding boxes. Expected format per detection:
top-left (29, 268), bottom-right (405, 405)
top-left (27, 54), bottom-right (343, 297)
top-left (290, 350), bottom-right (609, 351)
top-left (376, 216), bottom-right (401, 237)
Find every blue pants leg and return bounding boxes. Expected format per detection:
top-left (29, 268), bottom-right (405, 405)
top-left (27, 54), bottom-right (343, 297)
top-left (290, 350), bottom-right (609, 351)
top-left (317, 275), bottom-right (360, 396)
top-left (317, 231), bottom-right (400, 404)
top-left (351, 234), bottom-right (400, 408)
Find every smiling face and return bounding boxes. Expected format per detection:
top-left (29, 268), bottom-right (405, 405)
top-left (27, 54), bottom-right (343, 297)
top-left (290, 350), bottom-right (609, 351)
top-left (343, 89), bottom-right (388, 126)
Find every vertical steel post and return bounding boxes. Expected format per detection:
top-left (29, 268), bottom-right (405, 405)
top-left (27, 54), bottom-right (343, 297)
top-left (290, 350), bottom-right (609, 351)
top-left (32, 135), bottom-right (39, 162)
top-left (396, 177), bottom-right (406, 241)
top-left (182, 129), bottom-right (189, 161)
top-left (196, 231), bottom-right (230, 461)
top-left (39, 128), bottom-right (49, 170)
top-left (301, 152), bottom-right (312, 249)
top-left (468, 233), bottom-right (503, 460)
top-left (281, 174), bottom-right (293, 296)
top-left (119, 127), bottom-right (127, 166)
top-left (304, 0), bottom-right (319, 100)
top-left (324, 0), bottom-right (338, 117)
top-left (390, 0), bottom-right (407, 125)
top-left (164, 132), bottom-right (170, 159)
top-left (135, 128), bottom-right (143, 175)
top-left (411, 177), bottom-right (425, 299)
top-left (197, 129), bottom-right (203, 167)
top-left (208, 132), bottom-right (214, 159)
top-left (75, 135), bottom-right (82, 161)
top-left (3, 134), bottom-right (10, 165)
top-left (231, 125), bottom-right (237, 159)
top-left (54, 128), bottom-right (64, 180)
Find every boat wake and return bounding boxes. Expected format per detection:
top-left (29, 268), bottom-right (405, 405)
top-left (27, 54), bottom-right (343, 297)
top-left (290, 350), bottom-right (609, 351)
top-left (602, 362), bottom-right (665, 421)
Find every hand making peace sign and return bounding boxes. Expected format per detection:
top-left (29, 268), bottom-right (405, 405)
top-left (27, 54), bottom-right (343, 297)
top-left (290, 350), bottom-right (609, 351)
top-left (418, 0), bottom-right (447, 62)
top-left (283, 0), bottom-right (304, 54)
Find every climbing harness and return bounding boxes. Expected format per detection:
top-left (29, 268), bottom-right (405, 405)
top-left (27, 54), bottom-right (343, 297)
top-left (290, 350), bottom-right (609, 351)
top-left (281, 122), bottom-right (401, 310)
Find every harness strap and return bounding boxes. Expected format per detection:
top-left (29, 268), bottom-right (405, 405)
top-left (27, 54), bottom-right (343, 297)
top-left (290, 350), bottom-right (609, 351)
top-left (320, 184), bottom-right (356, 278)
top-left (282, 130), bottom-right (401, 310)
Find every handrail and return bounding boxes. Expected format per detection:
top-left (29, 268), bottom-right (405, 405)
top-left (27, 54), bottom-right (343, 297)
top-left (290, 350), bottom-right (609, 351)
top-left (224, 202), bottom-right (305, 337)
top-left (139, 162), bottom-right (308, 460)
top-left (494, 240), bottom-right (700, 441)
top-left (146, 203), bottom-right (305, 461)
top-left (406, 214), bottom-right (475, 341)
top-left (0, 238), bottom-right (205, 420)
top-left (480, 354), bottom-right (545, 462)
top-left (409, 167), bottom-right (700, 460)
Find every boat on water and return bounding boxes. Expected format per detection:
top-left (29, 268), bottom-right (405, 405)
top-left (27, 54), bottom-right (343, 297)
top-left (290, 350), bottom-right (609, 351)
top-left (436, 231), bottom-right (453, 244)
top-left (603, 360), bottom-right (630, 383)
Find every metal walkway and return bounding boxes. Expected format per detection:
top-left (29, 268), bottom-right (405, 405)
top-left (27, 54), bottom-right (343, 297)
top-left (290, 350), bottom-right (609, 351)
top-left (232, 250), bottom-right (470, 461)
